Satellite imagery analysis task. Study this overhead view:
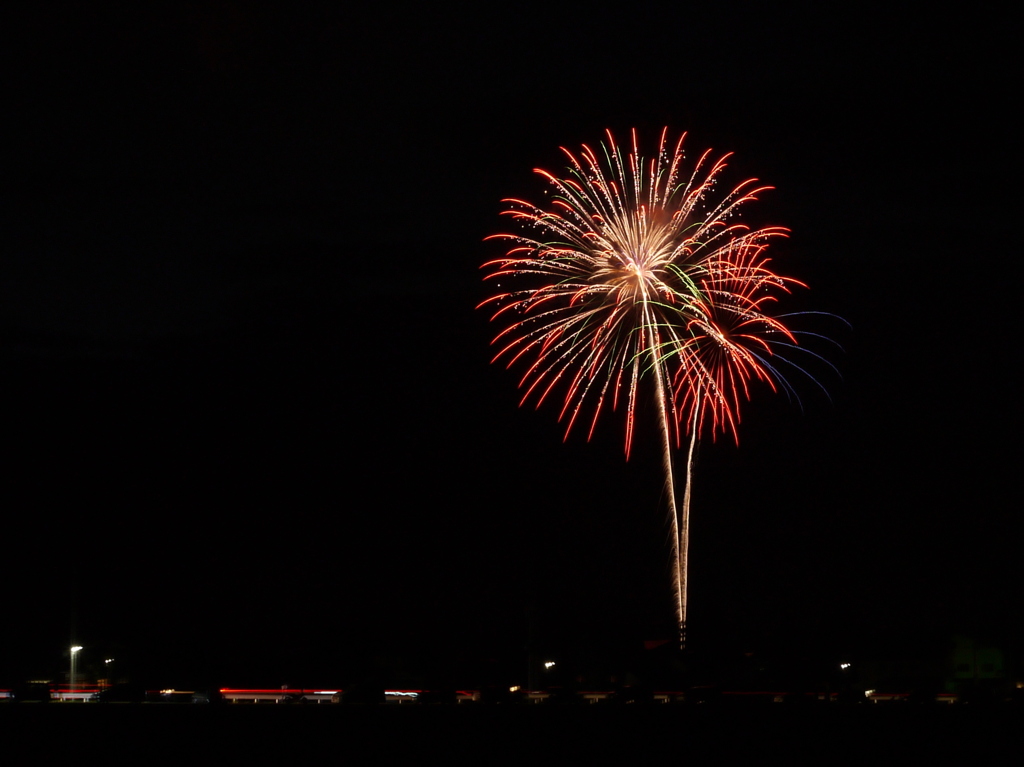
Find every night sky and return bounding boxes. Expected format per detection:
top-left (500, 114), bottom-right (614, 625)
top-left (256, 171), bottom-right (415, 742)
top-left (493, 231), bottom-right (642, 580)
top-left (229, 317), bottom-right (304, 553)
top-left (4, 4), bottom-right (1019, 689)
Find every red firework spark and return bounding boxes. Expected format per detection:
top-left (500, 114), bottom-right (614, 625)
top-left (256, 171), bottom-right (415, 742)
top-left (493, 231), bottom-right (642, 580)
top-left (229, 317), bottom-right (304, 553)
top-left (479, 128), bottom-right (805, 455)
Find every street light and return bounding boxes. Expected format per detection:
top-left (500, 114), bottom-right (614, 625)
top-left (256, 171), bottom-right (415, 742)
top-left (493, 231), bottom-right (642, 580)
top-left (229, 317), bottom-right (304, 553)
top-left (70, 645), bottom-right (83, 696)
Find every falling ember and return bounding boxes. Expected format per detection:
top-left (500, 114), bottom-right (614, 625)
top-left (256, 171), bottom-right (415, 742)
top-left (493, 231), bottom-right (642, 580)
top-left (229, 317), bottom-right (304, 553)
top-left (479, 128), bottom-right (828, 647)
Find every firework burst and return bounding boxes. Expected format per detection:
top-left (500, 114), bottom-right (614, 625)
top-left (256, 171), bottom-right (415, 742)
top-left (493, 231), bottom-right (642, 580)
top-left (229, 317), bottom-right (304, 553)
top-left (480, 128), bottom-right (817, 646)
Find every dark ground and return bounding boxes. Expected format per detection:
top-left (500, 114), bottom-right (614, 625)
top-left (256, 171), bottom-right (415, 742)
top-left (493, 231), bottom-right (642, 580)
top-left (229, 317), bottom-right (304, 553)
top-left (4, 703), bottom-right (1023, 763)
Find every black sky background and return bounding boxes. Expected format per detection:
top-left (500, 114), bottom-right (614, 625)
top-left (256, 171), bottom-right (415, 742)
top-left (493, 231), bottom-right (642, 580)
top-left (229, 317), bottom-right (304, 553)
top-left (3, 3), bottom-right (1019, 689)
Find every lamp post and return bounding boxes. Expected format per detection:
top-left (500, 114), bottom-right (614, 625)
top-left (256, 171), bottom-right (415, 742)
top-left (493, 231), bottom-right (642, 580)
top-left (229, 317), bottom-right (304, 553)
top-left (70, 645), bottom-right (83, 697)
